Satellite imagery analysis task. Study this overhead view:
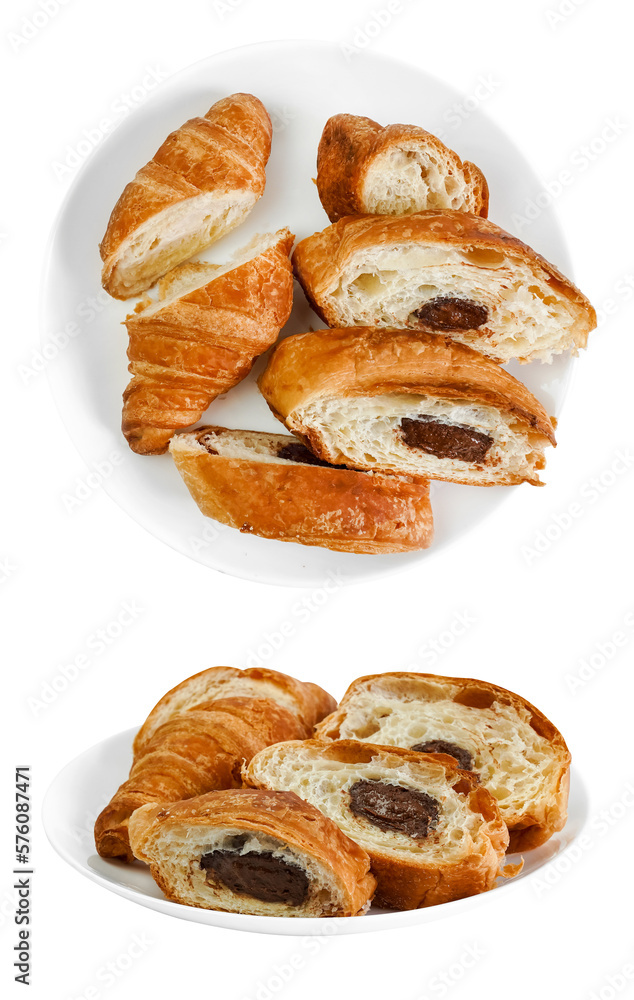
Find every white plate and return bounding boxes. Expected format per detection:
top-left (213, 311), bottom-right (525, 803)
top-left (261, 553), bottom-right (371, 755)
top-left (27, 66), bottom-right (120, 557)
top-left (43, 727), bottom-right (588, 935)
top-left (42, 40), bottom-right (575, 587)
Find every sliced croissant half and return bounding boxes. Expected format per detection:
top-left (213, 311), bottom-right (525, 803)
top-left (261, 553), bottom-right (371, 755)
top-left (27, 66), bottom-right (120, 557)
top-left (122, 229), bottom-right (294, 455)
top-left (258, 327), bottom-right (557, 486)
top-left (245, 740), bottom-right (509, 910)
top-left (317, 113), bottom-right (488, 222)
top-left (315, 672), bottom-right (571, 851)
top-left (129, 788), bottom-right (376, 917)
top-left (169, 425), bottom-right (434, 554)
top-left (100, 93), bottom-right (272, 299)
top-left (292, 212), bottom-right (596, 364)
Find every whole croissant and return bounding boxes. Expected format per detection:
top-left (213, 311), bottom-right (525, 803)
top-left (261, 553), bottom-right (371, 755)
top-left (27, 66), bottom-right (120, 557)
top-left (100, 92), bottom-right (272, 299)
top-left (94, 697), bottom-right (308, 862)
top-left (122, 229), bottom-right (295, 455)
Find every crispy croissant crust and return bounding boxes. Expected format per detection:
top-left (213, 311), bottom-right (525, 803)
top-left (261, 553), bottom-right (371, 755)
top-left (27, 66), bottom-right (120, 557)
top-left (245, 740), bottom-right (509, 910)
top-left (128, 788), bottom-right (376, 917)
top-left (292, 211), bottom-right (596, 364)
top-left (258, 327), bottom-right (556, 486)
top-left (169, 425), bottom-right (434, 554)
top-left (100, 93), bottom-right (272, 299)
top-left (122, 229), bottom-right (295, 455)
top-left (317, 114), bottom-right (489, 222)
top-left (94, 697), bottom-right (308, 862)
top-left (316, 672), bottom-right (571, 851)
top-left (133, 665), bottom-right (337, 757)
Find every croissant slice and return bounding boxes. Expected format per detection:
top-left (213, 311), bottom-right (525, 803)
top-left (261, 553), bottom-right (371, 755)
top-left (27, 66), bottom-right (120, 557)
top-left (245, 741), bottom-right (508, 910)
top-left (122, 228), bottom-right (294, 454)
top-left (317, 114), bottom-right (489, 222)
top-left (133, 665), bottom-right (336, 757)
top-left (100, 93), bottom-right (272, 299)
top-left (128, 788), bottom-right (376, 917)
top-left (292, 211), bottom-right (596, 364)
top-left (258, 327), bottom-right (556, 486)
top-left (315, 672), bottom-right (571, 851)
top-left (94, 697), bottom-right (308, 862)
top-left (169, 425), bottom-right (434, 554)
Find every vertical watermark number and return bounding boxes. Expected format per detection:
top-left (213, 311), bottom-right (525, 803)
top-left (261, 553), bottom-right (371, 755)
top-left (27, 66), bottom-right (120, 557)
top-left (14, 766), bottom-right (32, 985)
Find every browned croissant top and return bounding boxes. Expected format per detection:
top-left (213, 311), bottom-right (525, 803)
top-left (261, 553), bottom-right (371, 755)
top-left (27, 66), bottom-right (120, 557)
top-left (100, 93), bottom-right (272, 298)
top-left (133, 665), bottom-right (337, 757)
top-left (128, 787), bottom-right (377, 916)
top-left (291, 211), bottom-right (593, 323)
top-left (258, 326), bottom-right (557, 444)
top-left (101, 93), bottom-right (271, 262)
top-left (94, 696), bottom-right (309, 862)
top-left (121, 229), bottom-right (295, 455)
top-left (316, 113), bottom-right (489, 222)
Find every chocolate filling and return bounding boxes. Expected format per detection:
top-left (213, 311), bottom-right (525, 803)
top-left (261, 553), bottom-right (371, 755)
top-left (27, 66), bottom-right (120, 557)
top-left (276, 442), bottom-right (349, 471)
top-left (200, 850), bottom-right (309, 906)
top-left (348, 780), bottom-right (439, 839)
top-left (198, 433), bottom-right (218, 455)
top-left (400, 416), bottom-right (493, 463)
top-left (277, 442), bottom-right (332, 467)
top-left (411, 740), bottom-right (474, 771)
top-left (413, 296), bottom-right (489, 331)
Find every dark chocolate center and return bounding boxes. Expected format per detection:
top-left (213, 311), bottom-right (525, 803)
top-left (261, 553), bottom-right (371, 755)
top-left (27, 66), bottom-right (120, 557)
top-left (348, 780), bottom-right (439, 839)
top-left (200, 850), bottom-right (309, 906)
top-left (198, 433), bottom-right (218, 455)
top-left (276, 442), bottom-right (333, 467)
top-left (400, 416), bottom-right (493, 463)
top-left (277, 442), bottom-right (351, 471)
top-left (413, 296), bottom-right (489, 331)
top-left (411, 740), bottom-right (474, 771)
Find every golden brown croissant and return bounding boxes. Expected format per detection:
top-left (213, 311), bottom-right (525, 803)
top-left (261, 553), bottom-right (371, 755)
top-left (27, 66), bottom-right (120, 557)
top-left (316, 113), bottom-right (489, 222)
top-left (94, 697), bottom-right (308, 862)
top-left (133, 665), bottom-right (337, 756)
top-left (258, 327), bottom-right (556, 487)
top-left (169, 425), bottom-right (434, 554)
top-left (291, 211), bottom-right (596, 364)
top-left (245, 740), bottom-right (509, 910)
top-left (315, 672), bottom-right (571, 851)
top-left (129, 789), bottom-right (377, 917)
top-left (100, 93), bottom-right (272, 299)
top-left (122, 229), bottom-right (295, 455)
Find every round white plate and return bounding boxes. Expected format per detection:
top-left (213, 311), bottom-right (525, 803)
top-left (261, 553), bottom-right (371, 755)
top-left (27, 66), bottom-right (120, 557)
top-left (44, 727), bottom-right (587, 935)
top-left (42, 40), bottom-right (575, 587)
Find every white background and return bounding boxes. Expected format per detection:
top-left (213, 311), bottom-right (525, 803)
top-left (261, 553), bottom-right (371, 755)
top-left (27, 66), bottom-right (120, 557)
top-left (2, 0), bottom-right (632, 997)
